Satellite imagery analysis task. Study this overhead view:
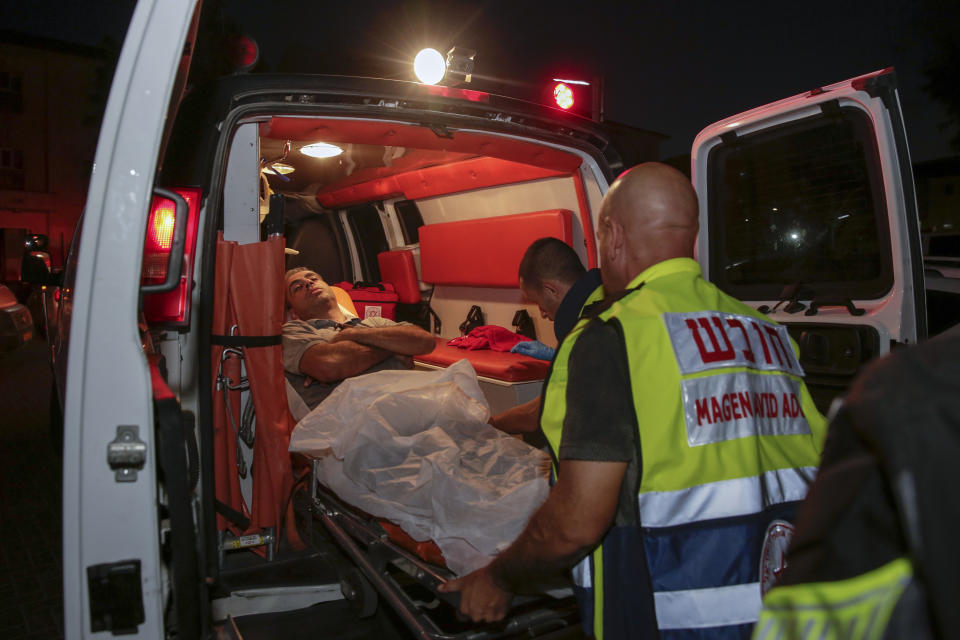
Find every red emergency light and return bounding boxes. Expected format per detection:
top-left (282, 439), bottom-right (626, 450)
top-left (229, 35), bottom-right (260, 73)
top-left (142, 187), bottom-right (202, 326)
top-left (553, 82), bottom-right (574, 110)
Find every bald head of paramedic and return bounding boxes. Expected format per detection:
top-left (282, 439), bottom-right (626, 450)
top-left (282, 268), bottom-right (435, 410)
top-left (489, 238), bottom-right (603, 434)
top-left (596, 162), bottom-right (698, 294)
top-left (440, 163), bottom-right (826, 637)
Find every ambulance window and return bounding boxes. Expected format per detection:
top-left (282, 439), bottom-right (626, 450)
top-left (285, 214), bottom-right (347, 285)
top-left (395, 200), bottom-right (424, 244)
top-left (347, 204), bottom-right (389, 281)
top-left (707, 107), bottom-right (892, 300)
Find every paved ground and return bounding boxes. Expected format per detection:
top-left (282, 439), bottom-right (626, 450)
top-left (0, 338), bottom-right (63, 639)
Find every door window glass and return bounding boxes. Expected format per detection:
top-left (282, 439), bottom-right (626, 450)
top-left (347, 204), bottom-right (389, 282)
top-left (707, 106), bottom-right (892, 300)
top-left (395, 200), bottom-right (424, 244)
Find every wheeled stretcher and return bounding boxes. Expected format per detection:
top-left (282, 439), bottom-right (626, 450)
top-left (301, 458), bottom-right (582, 640)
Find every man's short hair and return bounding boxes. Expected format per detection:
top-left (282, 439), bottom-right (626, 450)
top-left (518, 237), bottom-right (586, 290)
top-left (285, 266), bottom-right (311, 281)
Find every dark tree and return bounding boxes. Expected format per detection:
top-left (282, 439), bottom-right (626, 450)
top-left (921, 2), bottom-right (960, 152)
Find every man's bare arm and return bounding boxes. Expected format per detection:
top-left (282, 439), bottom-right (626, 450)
top-left (489, 397), bottom-right (542, 434)
top-left (439, 458), bottom-right (626, 622)
top-left (491, 458), bottom-right (626, 588)
top-left (333, 325), bottom-right (435, 356)
top-left (298, 340), bottom-right (392, 383)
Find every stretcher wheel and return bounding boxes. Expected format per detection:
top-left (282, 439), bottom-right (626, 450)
top-left (341, 567), bottom-right (378, 618)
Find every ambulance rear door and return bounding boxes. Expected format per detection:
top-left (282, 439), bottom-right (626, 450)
top-left (62, 0), bottom-right (203, 637)
top-left (692, 68), bottom-right (925, 411)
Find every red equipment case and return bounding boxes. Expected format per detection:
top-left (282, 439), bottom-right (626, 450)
top-left (336, 281), bottom-right (399, 320)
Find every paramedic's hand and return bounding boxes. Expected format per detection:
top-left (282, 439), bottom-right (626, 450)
top-left (438, 565), bottom-right (512, 623)
top-left (510, 340), bottom-right (555, 361)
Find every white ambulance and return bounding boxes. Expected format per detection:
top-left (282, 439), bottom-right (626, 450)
top-left (27, 0), bottom-right (931, 637)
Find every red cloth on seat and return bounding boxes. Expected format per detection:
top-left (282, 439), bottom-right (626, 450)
top-left (447, 325), bottom-right (532, 352)
top-left (416, 338), bottom-right (549, 382)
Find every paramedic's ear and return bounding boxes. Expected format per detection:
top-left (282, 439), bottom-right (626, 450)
top-left (601, 213), bottom-right (625, 268)
top-left (541, 280), bottom-right (562, 300)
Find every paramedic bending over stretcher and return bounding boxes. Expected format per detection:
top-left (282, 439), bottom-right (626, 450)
top-left (283, 267), bottom-right (435, 411)
top-left (441, 163), bottom-right (827, 638)
top-left (488, 237), bottom-right (603, 434)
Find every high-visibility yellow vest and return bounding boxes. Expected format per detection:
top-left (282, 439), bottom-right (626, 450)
top-left (540, 258), bottom-right (826, 639)
top-left (754, 557), bottom-right (913, 640)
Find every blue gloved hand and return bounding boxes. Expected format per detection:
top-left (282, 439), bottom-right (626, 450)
top-left (510, 340), bottom-right (555, 361)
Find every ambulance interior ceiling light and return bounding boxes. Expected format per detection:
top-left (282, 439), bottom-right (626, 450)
top-left (414, 48), bottom-right (447, 85)
top-left (300, 142), bottom-right (344, 158)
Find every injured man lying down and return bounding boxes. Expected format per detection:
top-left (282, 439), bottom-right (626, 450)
top-left (282, 267), bottom-right (435, 417)
top-left (284, 270), bottom-right (551, 576)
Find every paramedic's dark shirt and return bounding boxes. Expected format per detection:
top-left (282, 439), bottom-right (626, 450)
top-left (559, 318), bottom-right (641, 527)
top-left (553, 268), bottom-right (603, 342)
top-left (559, 318), bottom-right (659, 638)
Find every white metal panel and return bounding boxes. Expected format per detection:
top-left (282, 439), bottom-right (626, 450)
top-left (691, 70), bottom-right (922, 348)
top-left (416, 175), bottom-right (578, 216)
top-left (224, 122), bottom-right (261, 244)
top-left (62, 0), bottom-right (199, 637)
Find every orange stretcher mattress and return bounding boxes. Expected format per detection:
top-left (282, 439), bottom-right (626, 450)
top-left (377, 520), bottom-right (448, 568)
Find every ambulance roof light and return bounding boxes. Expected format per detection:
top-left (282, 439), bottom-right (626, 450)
top-left (553, 82), bottom-right (574, 110)
top-left (414, 48), bottom-right (446, 85)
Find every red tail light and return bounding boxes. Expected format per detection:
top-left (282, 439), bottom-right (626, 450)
top-left (142, 187), bottom-right (202, 325)
top-left (142, 198), bottom-right (179, 281)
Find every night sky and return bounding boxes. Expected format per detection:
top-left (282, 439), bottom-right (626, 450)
top-left (7, 0), bottom-right (957, 162)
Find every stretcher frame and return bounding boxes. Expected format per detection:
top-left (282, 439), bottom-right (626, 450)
top-left (304, 459), bottom-right (581, 640)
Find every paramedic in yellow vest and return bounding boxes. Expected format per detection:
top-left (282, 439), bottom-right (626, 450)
top-left (489, 237), bottom-right (603, 434)
top-left (440, 163), bottom-right (826, 639)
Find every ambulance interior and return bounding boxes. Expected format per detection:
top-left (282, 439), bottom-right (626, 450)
top-left (255, 116), bottom-right (601, 342)
top-left (204, 114), bottom-right (604, 636)
top-left (251, 115), bottom-right (608, 415)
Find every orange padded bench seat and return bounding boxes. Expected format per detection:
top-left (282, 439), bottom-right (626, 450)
top-left (415, 338), bottom-right (549, 383)
top-left (419, 209), bottom-right (574, 287)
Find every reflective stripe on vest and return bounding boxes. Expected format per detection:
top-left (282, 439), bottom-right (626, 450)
top-left (656, 583), bottom-right (763, 629)
top-left (539, 258), bottom-right (826, 640)
top-left (573, 556), bottom-right (592, 588)
top-left (638, 466), bottom-right (816, 528)
top-left (754, 557), bottom-right (912, 640)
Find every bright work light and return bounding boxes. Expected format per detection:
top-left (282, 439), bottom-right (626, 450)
top-left (414, 48), bottom-right (446, 85)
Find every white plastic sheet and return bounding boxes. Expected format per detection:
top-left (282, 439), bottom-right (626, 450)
top-left (288, 360), bottom-right (551, 575)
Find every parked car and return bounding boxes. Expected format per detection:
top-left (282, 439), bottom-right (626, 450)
top-left (0, 283), bottom-right (33, 351)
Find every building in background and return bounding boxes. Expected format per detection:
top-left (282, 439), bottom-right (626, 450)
top-left (0, 32), bottom-right (111, 283)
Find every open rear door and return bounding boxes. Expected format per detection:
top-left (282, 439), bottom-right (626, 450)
top-left (692, 68), bottom-right (925, 412)
top-left (62, 1), bottom-right (204, 638)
